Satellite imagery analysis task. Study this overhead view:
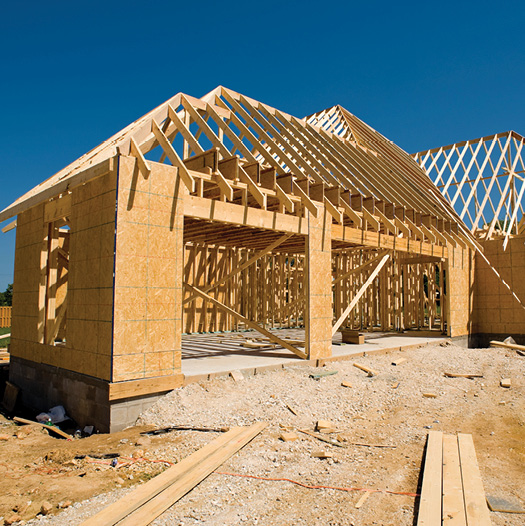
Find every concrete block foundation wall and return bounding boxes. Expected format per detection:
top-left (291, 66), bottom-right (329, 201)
top-left (9, 356), bottom-right (170, 432)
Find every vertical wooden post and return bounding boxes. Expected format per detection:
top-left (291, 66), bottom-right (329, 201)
top-left (45, 223), bottom-right (60, 344)
top-left (37, 223), bottom-right (50, 344)
top-left (305, 206), bottom-right (332, 360)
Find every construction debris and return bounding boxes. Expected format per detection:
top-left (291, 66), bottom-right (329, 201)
top-left (353, 363), bottom-right (378, 377)
top-left (341, 329), bottom-right (365, 345)
top-left (486, 495), bottom-right (525, 514)
top-left (490, 340), bottom-right (525, 352)
top-left (141, 425), bottom-right (229, 435)
top-left (284, 403), bottom-right (298, 416)
top-left (500, 378), bottom-right (512, 388)
top-left (350, 442), bottom-right (396, 449)
top-left (444, 372), bottom-right (483, 379)
top-left (341, 381), bottom-right (353, 388)
top-left (311, 450), bottom-right (333, 459)
top-left (241, 340), bottom-right (276, 349)
top-left (297, 429), bottom-right (346, 448)
top-left (355, 491), bottom-right (371, 509)
top-left (309, 370), bottom-right (338, 380)
top-left (279, 432), bottom-right (299, 442)
top-left (230, 370), bottom-right (244, 382)
top-left (423, 393), bottom-right (438, 398)
top-left (13, 416), bottom-right (72, 440)
top-left (315, 420), bottom-right (335, 433)
top-left (392, 358), bottom-right (407, 366)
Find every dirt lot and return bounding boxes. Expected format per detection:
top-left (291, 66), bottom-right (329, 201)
top-left (0, 342), bottom-right (524, 525)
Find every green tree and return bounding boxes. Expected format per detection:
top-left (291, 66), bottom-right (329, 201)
top-left (0, 284), bottom-right (13, 306)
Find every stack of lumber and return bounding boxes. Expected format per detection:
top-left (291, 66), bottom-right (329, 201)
top-left (417, 431), bottom-right (491, 525)
top-left (81, 422), bottom-right (267, 526)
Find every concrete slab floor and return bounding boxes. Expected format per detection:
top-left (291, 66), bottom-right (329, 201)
top-left (181, 329), bottom-right (447, 383)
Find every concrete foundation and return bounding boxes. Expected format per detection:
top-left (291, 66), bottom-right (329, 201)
top-left (9, 357), bottom-right (171, 432)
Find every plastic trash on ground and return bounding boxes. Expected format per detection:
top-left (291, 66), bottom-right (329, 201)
top-left (36, 405), bottom-right (68, 424)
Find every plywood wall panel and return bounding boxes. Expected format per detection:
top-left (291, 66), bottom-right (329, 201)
top-left (473, 237), bottom-right (525, 338)
top-left (112, 156), bottom-right (185, 383)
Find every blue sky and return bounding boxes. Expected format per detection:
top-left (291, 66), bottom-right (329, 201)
top-left (0, 1), bottom-right (524, 290)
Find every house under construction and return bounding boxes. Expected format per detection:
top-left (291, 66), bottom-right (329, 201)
top-left (1, 87), bottom-right (523, 431)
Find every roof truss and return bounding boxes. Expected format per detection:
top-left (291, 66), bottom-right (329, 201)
top-left (415, 131), bottom-right (525, 247)
top-left (1, 86), bottom-right (476, 252)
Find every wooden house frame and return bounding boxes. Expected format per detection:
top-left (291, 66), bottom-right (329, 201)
top-left (0, 87), bottom-right (480, 431)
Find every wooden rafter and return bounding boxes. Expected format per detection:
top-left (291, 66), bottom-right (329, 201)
top-left (1, 86), bottom-right (476, 255)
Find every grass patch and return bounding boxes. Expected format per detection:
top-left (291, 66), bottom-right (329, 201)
top-left (0, 326), bottom-right (10, 347)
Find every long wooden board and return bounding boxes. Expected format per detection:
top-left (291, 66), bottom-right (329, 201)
top-left (81, 422), bottom-right (267, 526)
top-left (13, 416), bottom-right (72, 440)
top-left (490, 340), bottom-right (525, 352)
top-left (417, 430), bottom-right (443, 526)
top-left (458, 433), bottom-right (492, 526)
top-left (442, 434), bottom-right (467, 525)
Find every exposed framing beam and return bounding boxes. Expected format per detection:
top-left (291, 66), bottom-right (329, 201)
top-left (185, 283), bottom-right (307, 359)
top-left (183, 233), bottom-right (292, 305)
top-left (332, 253), bottom-right (391, 335)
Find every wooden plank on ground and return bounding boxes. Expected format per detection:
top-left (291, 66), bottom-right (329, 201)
top-left (458, 433), bottom-right (492, 526)
top-left (355, 491), bottom-right (371, 509)
top-left (417, 430), bottom-right (443, 526)
top-left (490, 340), bottom-right (525, 352)
top-left (116, 422), bottom-right (267, 526)
top-left (442, 434), bottom-right (467, 525)
top-left (81, 423), bottom-right (267, 526)
top-left (13, 417), bottom-right (71, 440)
top-left (444, 372), bottom-right (483, 379)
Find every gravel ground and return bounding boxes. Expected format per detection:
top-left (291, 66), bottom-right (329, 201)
top-left (25, 343), bottom-right (524, 526)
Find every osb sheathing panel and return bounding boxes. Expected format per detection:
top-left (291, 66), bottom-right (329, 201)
top-left (11, 204), bottom-right (46, 344)
top-left (446, 245), bottom-right (474, 338)
top-left (64, 169), bottom-right (117, 380)
top-left (10, 168), bottom-right (116, 382)
top-left (473, 237), bottom-right (525, 335)
top-left (112, 156), bottom-right (184, 382)
top-left (305, 207), bottom-right (332, 359)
